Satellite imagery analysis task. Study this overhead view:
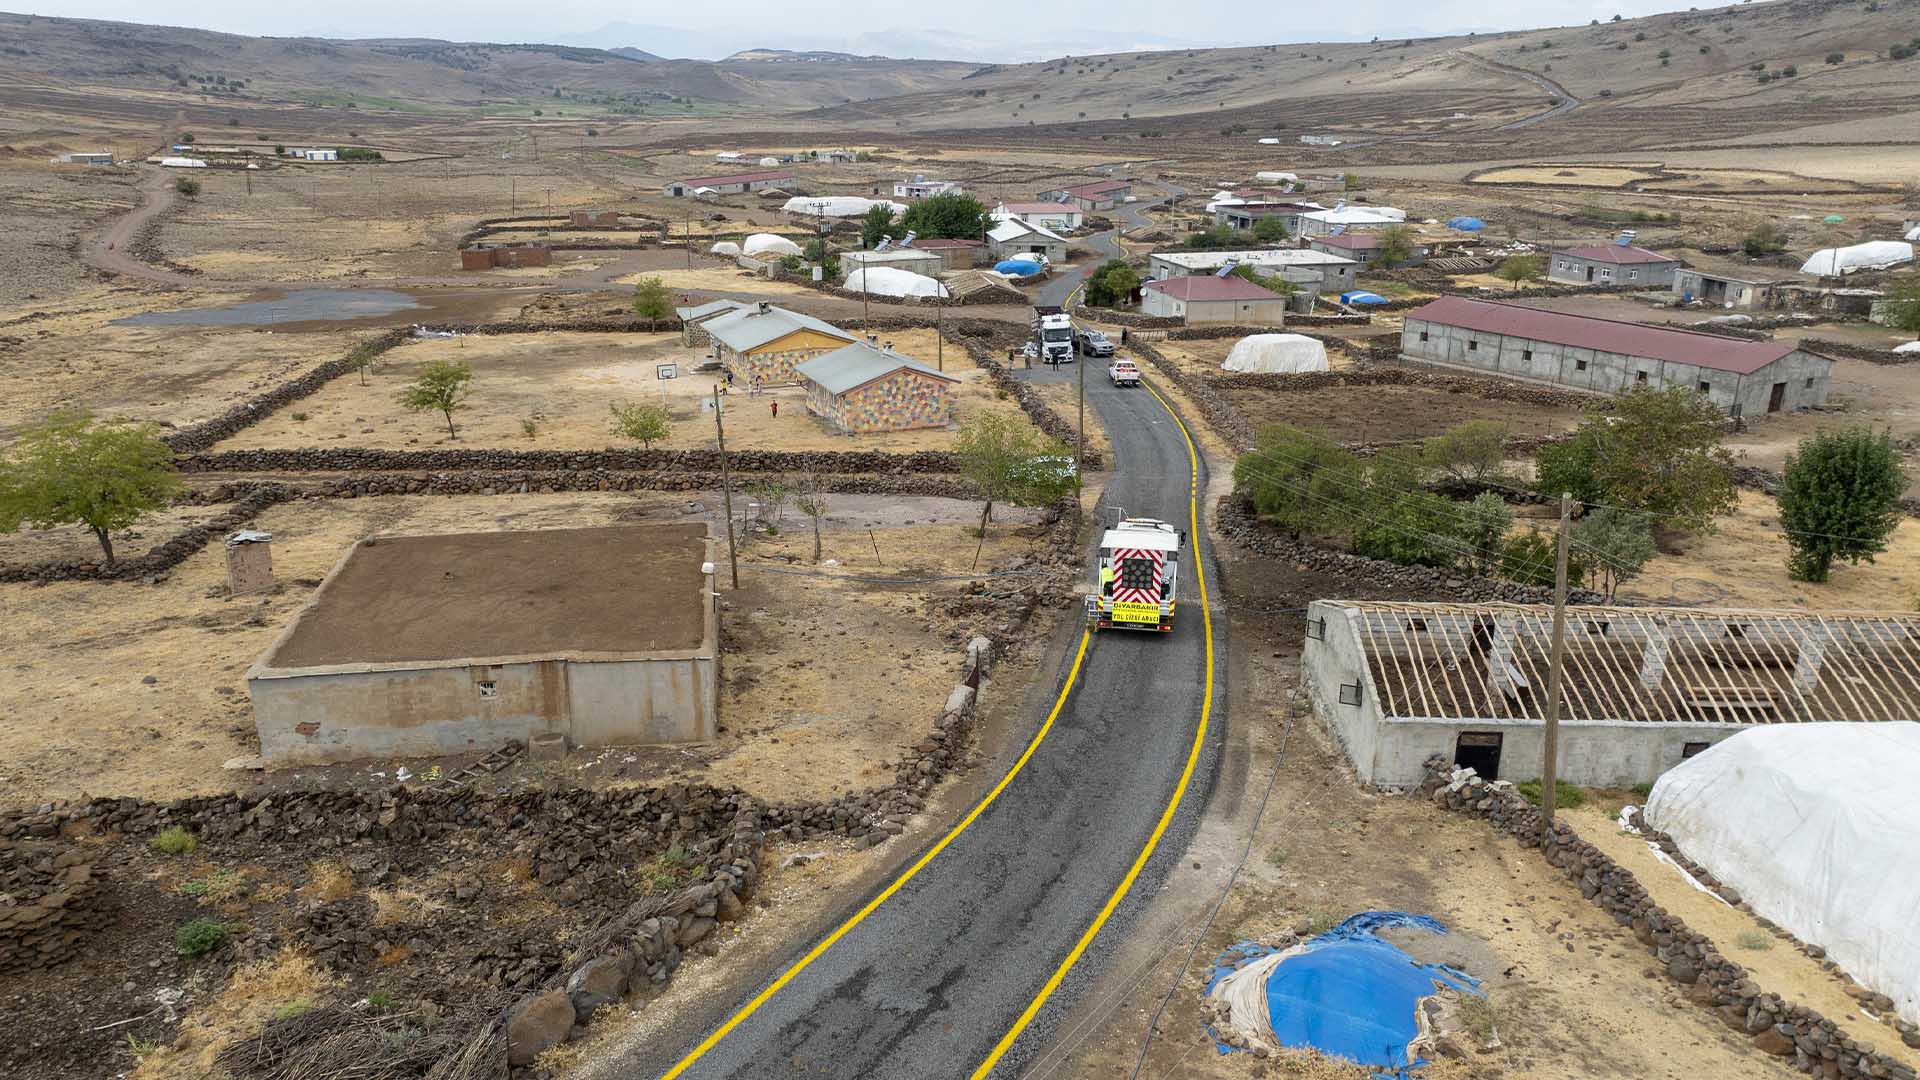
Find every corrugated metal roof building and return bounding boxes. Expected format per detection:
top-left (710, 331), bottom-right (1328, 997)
top-left (1141, 275), bottom-right (1288, 325)
top-left (796, 342), bottom-right (958, 433)
top-left (703, 303), bottom-right (857, 384)
top-left (1400, 296), bottom-right (1833, 415)
top-left (1549, 244), bottom-right (1683, 287)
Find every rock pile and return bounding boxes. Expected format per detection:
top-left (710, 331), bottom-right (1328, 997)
top-left (1421, 757), bottom-right (1920, 1078)
top-left (0, 840), bottom-right (106, 976)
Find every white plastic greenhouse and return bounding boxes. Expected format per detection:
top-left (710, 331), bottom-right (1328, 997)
top-left (1799, 241), bottom-right (1914, 276)
top-left (844, 267), bottom-right (948, 298)
top-left (742, 233), bottom-right (804, 258)
top-left (1222, 334), bottom-right (1329, 374)
top-left (708, 241), bottom-right (742, 257)
top-left (1645, 723), bottom-right (1920, 1024)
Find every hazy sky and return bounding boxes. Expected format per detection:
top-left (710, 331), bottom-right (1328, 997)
top-left (24, 0), bottom-right (1715, 58)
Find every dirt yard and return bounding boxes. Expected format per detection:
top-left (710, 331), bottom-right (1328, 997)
top-left (1229, 381), bottom-right (1586, 444)
top-left (210, 327), bottom-right (1033, 453)
top-left (1149, 337), bottom-right (1362, 379)
top-left (614, 264), bottom-right (821, 297)
top-left (0, 490), bottom-right (1056, 811)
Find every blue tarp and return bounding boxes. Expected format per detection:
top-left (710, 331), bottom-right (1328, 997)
top-left (994, 259), bottom-right (1043, 276)
top-left (1206, 912), bottom-right (1481, 1076)
top-left (1341, 290), bottom-right (1389, 306)
top-left (1447, 216), bottom-right (1486, 232)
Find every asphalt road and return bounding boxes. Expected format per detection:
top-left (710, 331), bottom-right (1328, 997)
top-left (608, 182), bottom-right (1227, 1080)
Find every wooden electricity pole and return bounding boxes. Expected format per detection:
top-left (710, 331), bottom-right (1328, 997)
top-left (1077, 342), bottom-right (1086, 470)
top-left (714, 386), bottom-right (740, 590)
top-left (936, 295), bottom-right (944, 372)
top-left (1541, 491), bottom-right (1574, 826)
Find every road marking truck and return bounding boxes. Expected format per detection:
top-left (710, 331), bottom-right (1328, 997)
top-left (1086, 517), bottom-right (1184, 633)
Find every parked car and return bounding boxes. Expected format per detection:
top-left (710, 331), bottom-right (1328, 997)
top-left (1108, 360), bottom-right (1140, 387)
top-left (1075, 328), bottom-right (1116, 357)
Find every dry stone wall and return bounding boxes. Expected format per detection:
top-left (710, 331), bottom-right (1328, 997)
top-left (0, 840), bottom-right (106, 976)
top-left (1423, 758), bottom-right (1920, 1078)
top-left (181, 446), bottom-right (964, 476)
top-left (0, 485), bottom-right (298, 584)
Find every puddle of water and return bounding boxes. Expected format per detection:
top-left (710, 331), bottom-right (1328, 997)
top-left (114, 289), bottom-right (426, 327)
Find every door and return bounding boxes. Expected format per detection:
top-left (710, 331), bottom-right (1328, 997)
top-left (1585, 265), bottom-right (1594, 282)
top-left (1768, 382), bottom-right (1787, 413)
top-left (1454, 732), bottom-right (1503, 780)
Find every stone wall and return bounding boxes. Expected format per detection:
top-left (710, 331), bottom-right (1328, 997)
top-left (0, 840), bottom-right (106, 976)
top-left (180, 446), bottom-right (964, 476)
top-left (1423, 758), bottom-right (1920, 1079)
top-left (1373, 281), bottom-right (1649, 313)
top-left (1802, 338), bottom-right (1919, 365)
top-left (0, 485), bottom-right (299, 584)
top-left (163, 329), bottom-right (413, 453)
top-left (1208, 366), bottom-right (1597, 409)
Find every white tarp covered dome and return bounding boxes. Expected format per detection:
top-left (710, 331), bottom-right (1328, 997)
top-left (758, 156), bottom-right (781, 167)
top-left (1894, 341), bottom-right (1920, 354)
top-left (1906, 224), bottom-right (1920, 242)
top-left (709, 241), bottom-right (742, 257)
top-left (844, 266), bottom-right (949, 298)
top-left (1222, 334), bottom-right (1329, 374)
top-left (1255, 171), bottom-right (1298, 183)
top-left (1645, 723), bottom-right (1920, 1023)
top-left (742, 233), bottom-right (804, 257)
top-left (782, 195), bottom-right (907, 218)
top-left (1800, 241), bottom-right (1914, 276)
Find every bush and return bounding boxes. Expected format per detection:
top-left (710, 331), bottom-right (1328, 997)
top-left (1421, 419), bottom-right (1509, 483)
top-left (1779, 427), bottom-right (1906, 582)
top-left (337, 147), bottom-right (383, 161)
top-left (1516, 779), bottom-right (1587, 809)
top-left (175, 918), bottom-right (228, 957)
top-left (1742, 221), bottom-right (1789, 255)
top-left (150, 826), bottom-right (198, 855)
top-left (1234, 425), bottom-right (1362, 537)
top-left (175, 177), bottom-right (201, 197)
top-left (1826, 52), bottom-right (1845, 64)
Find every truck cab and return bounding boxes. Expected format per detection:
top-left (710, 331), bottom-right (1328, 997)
top-left (1032, 305), bottom-right (1075, 365)
top-left (1086, 518), bottom-right (1183, 633)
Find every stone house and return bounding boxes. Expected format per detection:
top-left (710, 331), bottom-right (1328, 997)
top-left (910, 238), bottom-right (986, 269)
top-left (796, 342), bottom-right (958, 433)
top-left (1548, 244), bottom-right (1683, 288)
top-left (1307, 232), bottom-right (1428, 269)
top-left (703, 303), bottom-right (858, 385)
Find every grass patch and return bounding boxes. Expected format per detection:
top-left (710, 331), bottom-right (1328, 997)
top-left (1456, 993), bottom-right (1498, 1043)
top-left (150, 826), bottom-right (198, 855)
top-left (1735, 930), bottom-right (1773, 951)
top-left (180, 869), bottom-right (248, 901)
top-left (1630, 781), bottom-right (1654, 798)
top-left (176, 918), bottom-right (229, 958)
top-left (302, 859), bottom-right (355, 903)
top-left (125, 1033), bottom-right (163, 1059)
top-left (369, 887), bottom-right (443, 928)
top-left (274, 998), bottom-right (317, 1021)
top-left (365, 990), bottom-right (396, 1013)
top-left (1515, 779), bottom-right (1587, 810)
top-left (1265, 849), bottom-right (1287, 868)
top-left (1298, 908), bottom-right (1341, 937)
top-left (639, 842), bottom-right (692, 895)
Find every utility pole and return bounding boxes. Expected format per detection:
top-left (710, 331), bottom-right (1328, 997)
top-left (686, 214), bottom-right (693, 269)
top-left (1541, 491), bottom-right (1574, 827)
top-left (936, 295), bottom-right (944, 371)
top-left (510, 176), bottom-right (516, 214)
top-left (714, 386), bottom-right (740, 590)
top-left (1077, 338), bottom-right (1086, 470)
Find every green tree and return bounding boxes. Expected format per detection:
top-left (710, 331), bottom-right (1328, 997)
top-left (1251, 216), bottom-right (1290, 244)
top-left (899, 192), bottom-right (990, 239)
top-left (1778, 427), bottom-right (1907, 582)
top-left (1351, 449), bottom-right (1470, 568)
top-left (1881, 274), bottom-right (1920, 340)
top-left (860, 204), bottom-right (897, 249)
top-left (1495, 253), bottom-right (1545, 291)
top-left (175, 177), bottom-right (201, 197)
top-left (346, 340), bottom-right (383, 386)
top-left (1422, 420), bottom-right (1510, 483)
top-left (1233, 424), bottom-right (1363, 537)
top-left (1372, 225), bottom-right (1416, 267)
top-left (1461, 491), bottom-right (1515, 574)
top-left (1535, 384), bottom-right (1737, 533)
top-left (1184, 224), bottom-right (1234, 250)
top-left (1084, 260), bottom-right (1140, 307)
top-left (633, 275), bottom-right (673, 330)
top-left (396, 359), bottom-right (473, 438)
top-left (802, 237), bottom-right (827, 263)
top-left (609, 401), bottom-right (673, 449)
top-left (0, 409), bottom-right (182, 564)
top-left (1572, 506), bottom-right (1656, 599)
top-left (1230, 264), bottom-right (1296, 295)
top-left (1741, 221), bottom-right (1789, 257)
top-left (955, 413), bottom-right (1077, 566)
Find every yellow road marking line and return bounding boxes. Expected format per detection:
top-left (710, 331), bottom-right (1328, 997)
top-left (967, 379), bottom-right (1215, 1079)
top-left (657, 629), bottom-right (1093, 1080)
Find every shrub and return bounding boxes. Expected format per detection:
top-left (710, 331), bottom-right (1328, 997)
top-left (175, 918), bottom-right (228, 957)
top-left (1736, 930), bottom-right (1773, 950)
top-left (289, 411), bottom-right (308, 422)
top-left (1781, 64), bottom-right (1798, 76)
top-left (1826, 52), bottom-right (1845, 64)
top-left (150, 826), bottom-right (198, 855)
top-left (1742, 221), bottom-right (1789, 256)
top-left (175, 177), bottom-right (201, 196)
top-left (1516, 779), bottom-right (1587, 809)
top-left (276, 999), bottom-right (317, 1020)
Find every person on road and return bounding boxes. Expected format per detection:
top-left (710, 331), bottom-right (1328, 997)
top-left (1120, 327), bottom-right (1129, 345)
top-left (726, 370), bottom-right (734, 388)
top-left (770, 400), bottom-right (779, 418)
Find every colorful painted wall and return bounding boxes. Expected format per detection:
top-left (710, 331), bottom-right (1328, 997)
top-left (808, 369), bottom-right (955, 434)
top-left (721, 328), bottom-right (854, 385)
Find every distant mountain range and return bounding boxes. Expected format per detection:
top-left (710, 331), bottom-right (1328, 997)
top-left (555, 23), bottom-right (1228, 62)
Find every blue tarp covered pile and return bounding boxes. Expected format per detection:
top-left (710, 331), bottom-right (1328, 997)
top-left (1340, 290), bottom-right (1389, 306)
top-left (1204, 912), bottom-right (1481, 1077)
top-left (994, 259), bottom-right (1044, 276)
top-left (1447, 216), bottom-right (1486, 232)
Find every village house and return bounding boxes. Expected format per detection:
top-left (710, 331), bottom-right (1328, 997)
top-left (1673, 265), bottom-right (1788, 309)
top-left (662, 168), bottom-right (796, 198)
top-left (1148, 249), bottom-right (1358, 293)
top-left (988, 218), bottom-right (1069, 264)
top-left (1306, 232), bottom-right (1428, 269)
top-left (1213, 200), bottom-right (1321, 234)
top-left (1295, 206), bottom-right (1406, 237)
top-left (1301, 599), bottom-right (1920, 789)
top-left (839, 248), bottom-right (945, 279)
top-left (1036, 179), bottom-right (1131, 212)
top-left (1549, 243), bottom-right (1683, 287)
top-left (909, 237), bottom-right (986, 269)
top-left (796, 341), bottom-right (958, 434)
top-left (993, 201), bottom-right (1084, 232)
top-left (459, 243), bottom-right (551, 270)
top-left (674, 298), bottom-right (745, 345)
top-left (1400, 295), bottom-right (1834, 415)
top-left (569, 209), bottom-right (620, 228)
top-left (1141, 275), bottom-right (1289, 326)
top-left (893, 177), bottom-right (962, 200)
top-left (703, 302), bottom-right (858, 384)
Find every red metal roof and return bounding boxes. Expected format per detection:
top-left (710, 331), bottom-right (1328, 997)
top-left (1001, 201), bottom-right (1080, 214)
top-left (1556, 244), bottom-right (1680, 265)
top-left (1061, 179), bottom-right (1130, 198)
top-left (1145, 276), bottom-right (1282, 302)
top-left (673, 169), bottom-right (795, 188)
top-left (910, 238), bottom-right (983, 248)
top-left (1312, 233), bottom-right (1382, 250)
top-left (1404, 296), bottom-right (1800, 375)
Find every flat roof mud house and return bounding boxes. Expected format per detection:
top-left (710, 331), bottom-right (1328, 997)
top-left (662, 168), bottom-right (795, 197)
top-left (1548, 243), bottom-right (1683, 288)
top-left (1141, 275), bottom-right (1289, 326)
top-left (797, 341), bottom-right (958, 433)
top-left (703, 302), bottom-right (857, 385)
top-left (1148, 248), bottom-right (1358, 293)
top-left (1306, 232), bottom-right (1428, 269)
top-left (911, 237), bottom-right (986, 269)
top-left (1302, 600), bottom-right (1920, 789)
top-left (1401, 296), bottom-right (1833, 415)
top-left (1672, 266), bottom-right (1789, 309)
top-left (248, 525), bottom-right (717, 765)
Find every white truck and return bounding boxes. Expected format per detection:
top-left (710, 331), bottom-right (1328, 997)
top-left (1086, 517), bottom-right (1184, 633)
top-left (1108, 359), bottom-right (1141, 387)
top-left (1031, 305), bottom-right (1075, 365)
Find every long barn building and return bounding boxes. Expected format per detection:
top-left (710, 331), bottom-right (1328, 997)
top-left (1400, 296), bottom-right (1833, 415)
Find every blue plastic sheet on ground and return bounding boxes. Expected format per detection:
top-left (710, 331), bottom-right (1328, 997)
top-left (994, 259), bottom-right (1043, 276)
top-left (1447, 216), bottom-right (1486, 232)
top-left (1340, 290), bottom-right (1389, 305)
top-left (1204, 911), bottom-right (1482, 1078)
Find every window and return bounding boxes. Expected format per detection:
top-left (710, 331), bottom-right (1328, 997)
top-left (1337, 682), bottom-right (1363, 706)
top-left (1699, 381), bottom-right (1711, 393)
top-left (1467, 339), bottom-right (1478, 351)
top-left (477, 680), bottom-right (498, 699)
top-left (1407, 618), bottom-right (1429, 632)
top-left (1635, 371), bottom-right (1649, 383)
top-left (1600, 267), bottom-right (1613, 280)
top-left (1521, 349), bottom-right (1533, 361)
top-left (1804, 377), bottom-right (1815, 389)
top-left (1557, 260), bottom-right (1568, 270)
top-left (1682, 741), bottom-right (1712, 759)
top-left (1628, 269), bottom-right (1639, 280)
top-left (1418, 330), bottom-right (1429, 342)
top-left (1575, 359), bottom-right (1589, 371)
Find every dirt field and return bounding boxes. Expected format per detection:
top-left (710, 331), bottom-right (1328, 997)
top-left (1230, 382), bottom-right (1585, 444)
top-left (1473, 163), bottom-right (1667, 187)
top-left (0, 490), bottom-right (1054, 811)
top-left (1149, 337), bottom-right (1362, 379)
top-left (211, 328), bottom-right (1032, 452)
top-left (613, 264), bottom-right (821, 297)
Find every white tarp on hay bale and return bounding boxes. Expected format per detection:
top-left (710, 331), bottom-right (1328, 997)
top-left (708, 241), bottom-right (742, 257)
top-left (1800, 241), bottom-right (1914, 276)
top-left (845, 266), bottom-right (949, 298)
top-left (782, 195), bottom-right (907, 218)
top-left (743, 233), bottom-right (804, 257)
top-left (1645, 723), bottom-right (1920, 1024)
top-left (1222, 334), bottom-right (1330, 374)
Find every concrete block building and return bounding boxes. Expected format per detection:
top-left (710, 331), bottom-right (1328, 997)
top-left (911, 238), bottom-right (986, 269)
top-left (1141, 276), bottom-right (1288, 325)
top-left (569, 209), bottom-right (620, 228)
top-left (988, 219), bottom-right (1068, 264)
top-left (796, 342), bottom-right (958, 433)
top-left (703, 302), bottom-right (858, 384)
top-left (1548, 244), bottom-right (1682, 288)
top-left (1037, 179), bottom-right (1131, 212)
top-left (893, 178), bottom-right (962, 200)
top-left (1148, 249), bottom-right (1357, 293)
top-left (1307, 232), bottom-right (1428, 269)
top-left (1301, 600), bottom-right (1920, 789)
top-left (248, 525), bottom-right (718, 765)
top-left (1400, 296), bottom-right (1834, 415)
top-left (994, 202), bottom-right (1084, 232)
top-left (840, 249), bottom-right (945, 279)
top-left (663, 169), bottom-right (795, 197)
top-left (1672, 267), bottom-right (1785, 309)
